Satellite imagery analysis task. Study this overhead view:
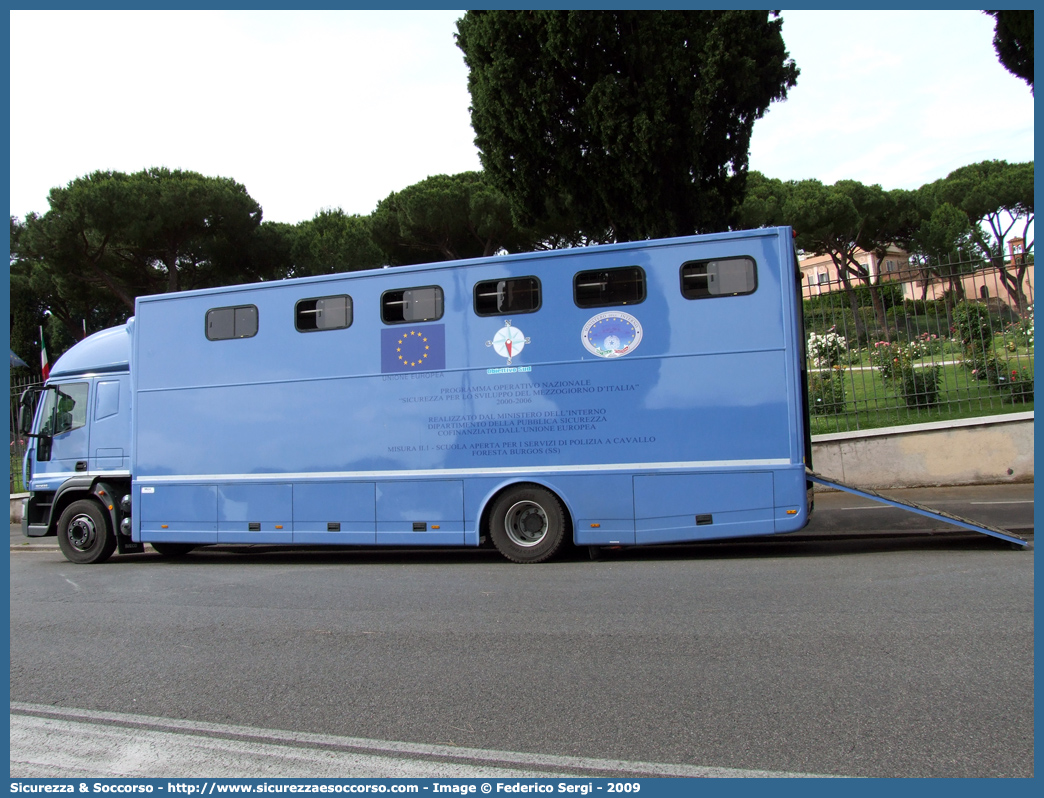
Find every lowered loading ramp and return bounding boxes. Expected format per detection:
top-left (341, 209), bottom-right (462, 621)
top-left (807, 471), bottom-right (1029, 549)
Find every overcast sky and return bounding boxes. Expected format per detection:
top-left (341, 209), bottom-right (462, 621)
top-left (8, 9), bottom-right (1035, 226)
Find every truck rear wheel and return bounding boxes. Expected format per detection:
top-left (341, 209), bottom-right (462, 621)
top-left (57, 499), bottom-right (117, 564)
top-left (488, 484), bottom-right (568, 564)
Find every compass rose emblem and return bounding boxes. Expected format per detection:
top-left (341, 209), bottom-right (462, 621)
top-left (486, 320), bottom-right (531, 365)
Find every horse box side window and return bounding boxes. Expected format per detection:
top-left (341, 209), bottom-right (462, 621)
top-left (680, 257), bottom-right (757, 299)
top-left (296, 295), bottom-right (352, 332)
top-left (573, 266), bottom-right (646, 308)
top-left (474, 277), bottom-right (541, 316)
top-left (381, 286), bottom-right (444, 324)
top-left (206, 305), bottom-right (258, 340)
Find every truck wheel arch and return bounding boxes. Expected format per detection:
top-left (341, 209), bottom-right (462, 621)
top-left (482, 482), bottom-right (573, 563)
top-left (45, 477), bottom-right (98, 536)
top-left (480, 480), bottom-right (575, 542)
top-left (48, 478), bottom-right (129, 540)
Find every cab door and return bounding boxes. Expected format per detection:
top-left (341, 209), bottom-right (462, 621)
top-left (33, 381), bottom-right (91, 478)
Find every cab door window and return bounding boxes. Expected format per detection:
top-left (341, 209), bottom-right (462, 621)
top-left (39, 383), bottom-right (89, 435)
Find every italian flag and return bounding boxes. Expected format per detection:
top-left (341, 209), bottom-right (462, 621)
top-left (39, 326), bottom-right (50, 381)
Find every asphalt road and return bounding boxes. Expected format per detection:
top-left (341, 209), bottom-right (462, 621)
top-left (9, 489), bottom-right (1034, 778)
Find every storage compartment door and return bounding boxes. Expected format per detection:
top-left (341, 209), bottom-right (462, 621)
top-left (634, 472), bottom-right (775, 544)
top-left (138, 484), bottom-right (218, 544)
top-left (218, 483), bottom-right (293, 543)
top-left (293, 482), bottom-right (376, 544)
top-left (376, 481), bottom-right (464, 545)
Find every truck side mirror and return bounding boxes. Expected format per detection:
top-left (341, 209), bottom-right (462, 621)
top-left (17, 388), bottom-right (37, 436)
top-left (19, 387), bottom-right (53, 461)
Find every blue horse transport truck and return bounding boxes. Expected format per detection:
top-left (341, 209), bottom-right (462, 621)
top-left (21, 226), bottom-right (820, 563)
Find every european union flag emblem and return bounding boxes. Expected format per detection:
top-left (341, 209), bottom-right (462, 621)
top-left (381, 324), bottom-right (446, 373)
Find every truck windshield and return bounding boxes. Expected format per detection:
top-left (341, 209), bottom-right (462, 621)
top-left (39, 383), bottom-right (89, 436)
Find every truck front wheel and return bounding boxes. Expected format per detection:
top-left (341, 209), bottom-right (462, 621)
top-left (57, 499), bottom-right (117, 564)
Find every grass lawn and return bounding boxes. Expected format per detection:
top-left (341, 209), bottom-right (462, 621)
top-left (10, 453), bottom-right (26, 493)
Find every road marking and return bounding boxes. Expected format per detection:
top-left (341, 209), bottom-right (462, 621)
top-left (969, 500), bottom-right (1035, 505)
top-left (841, 500), bottom-right (1033, 510)
top-left (10, 702), bottom-right (842, 779)
top-left (61, 577), bottom-right (81, 591)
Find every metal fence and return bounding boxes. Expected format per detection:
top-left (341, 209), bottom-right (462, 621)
top-left (801, 256), bottom-right (1034, 435)
top-left (9, 374), bottom-right (40, 493)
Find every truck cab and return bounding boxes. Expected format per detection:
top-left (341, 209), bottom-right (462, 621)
top-left (19, 323), bottom-right (143, 561)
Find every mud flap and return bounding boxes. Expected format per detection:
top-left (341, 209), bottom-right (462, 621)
top-left (93, 481), bottom-right (144, 555)
top-left (807, 471), bottom-right (1028, 549)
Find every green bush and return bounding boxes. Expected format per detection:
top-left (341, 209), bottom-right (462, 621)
top-left (858, 306), bottom-right (882, 338)
top-left (885, 305), bottom-right (909, 327)
top-left (909, 333), bottom-right (944, 356)
top-left (808, 370), bottom-right (847, 415)
top-left (802, 297), bottom-right (856, 339)
top-left (886, 300), bottom-right (949, 338)
top-left (1004, 306), bottom-right (1034, 350)
top-left (901, 299), bottom-right (920, 315)
top-left (962, 352), bottom-right (1003, 385)
top-left (854, 282), bottom-right (904, 311)
top-left (869, 341), bottom-right (907, 383)
top-left (1000, 368), bottom-right (1034, 403)
top-left (952, 301), bottom-right (993, 348)
top-left (900, 366), bottom-right (942, 409)
top-left (985, 298), bottom-right (1020, 329)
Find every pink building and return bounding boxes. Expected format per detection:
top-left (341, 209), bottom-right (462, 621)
top-left (798, 246), bottom-right (910, 296)
top-left (799, 239), bottom-right (1034, 312)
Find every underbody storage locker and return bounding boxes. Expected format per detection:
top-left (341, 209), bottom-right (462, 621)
top-left (138, 484), bottom-right (218, 544)
top-left (375, 480), bottom-right (464, 545)
top-left (292, 481), bottom-right (377, 544)
top-left (218, 483), bottom-right (293, 543)
top-left (633, 472), bottom-right (775, 545)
